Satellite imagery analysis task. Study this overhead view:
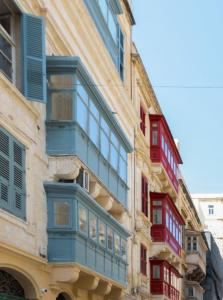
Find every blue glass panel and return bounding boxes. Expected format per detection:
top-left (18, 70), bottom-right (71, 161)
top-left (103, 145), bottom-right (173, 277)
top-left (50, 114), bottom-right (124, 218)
top-left (77, 96), bottom-right (88, 131)
top-left (98, 0), bottom-right (107, 20)
top-left (111, 132), bottom-right (119, 148)
top-left (120, 145), bottom-right (127, 161)
top-left (90, 99), bottom-right (99, 120)
top-left (101, 117), bottom-right (109, 135)
top-left (77, 79), bottom-right (88, 104)
top-left (100, 130), bottom-right (109, 159)
top-left (119, 157), bottom-right (126, 181)
top-left (108, 9), bottom-right (117, 42)
top-left (89, 115), bottom-right (99, 146)
top-left (110, 144), bottom-right (118, 170)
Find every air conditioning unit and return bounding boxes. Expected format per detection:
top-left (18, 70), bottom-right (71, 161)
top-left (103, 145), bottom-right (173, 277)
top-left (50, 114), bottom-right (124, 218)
top-left (75, 168), bottom-right (89, 192)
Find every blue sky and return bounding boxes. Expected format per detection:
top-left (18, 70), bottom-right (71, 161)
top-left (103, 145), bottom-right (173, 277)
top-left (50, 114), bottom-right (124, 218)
top-left (132, 0), bottom-right (223, 193)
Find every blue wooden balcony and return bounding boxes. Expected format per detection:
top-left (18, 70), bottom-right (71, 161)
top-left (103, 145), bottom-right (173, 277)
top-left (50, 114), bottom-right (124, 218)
top-left (45, 182), bottom-right (130, 286)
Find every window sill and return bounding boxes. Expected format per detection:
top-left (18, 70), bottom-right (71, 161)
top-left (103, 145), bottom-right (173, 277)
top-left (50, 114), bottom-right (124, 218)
top-left (0, 72), bottom-right (41, 120)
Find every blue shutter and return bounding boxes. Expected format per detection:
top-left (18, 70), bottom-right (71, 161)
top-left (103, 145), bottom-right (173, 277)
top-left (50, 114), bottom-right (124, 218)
top-left (0, 127), bottom-right (26, 219)
top-left (21, 13), bottom-right (46, 102)
top-left (118, 27), bottom-right (124, 81)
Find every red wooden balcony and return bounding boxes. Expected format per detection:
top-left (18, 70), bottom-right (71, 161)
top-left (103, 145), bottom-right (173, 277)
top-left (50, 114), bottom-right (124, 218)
top-left (150, 259), bottom-right (181, 300)
top-left (149, 114), bottom-right (183, 193)
top-left (150, 192), bottom-right (185, 257)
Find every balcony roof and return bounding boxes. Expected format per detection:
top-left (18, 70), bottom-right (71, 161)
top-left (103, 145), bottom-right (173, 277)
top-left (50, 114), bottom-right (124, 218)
top-left (149, 114), bottom-right (183, 164)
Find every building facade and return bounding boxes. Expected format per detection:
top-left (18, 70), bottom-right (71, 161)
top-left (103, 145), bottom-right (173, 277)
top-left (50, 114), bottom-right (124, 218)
top-left (0, 1), bottom-right (206, 300)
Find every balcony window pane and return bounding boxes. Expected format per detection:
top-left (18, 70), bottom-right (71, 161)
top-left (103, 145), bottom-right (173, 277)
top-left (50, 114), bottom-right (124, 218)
top-left (54, 201), bottom-right (70, 226)
top-left (101, 117), bottom-right (109, 135)
top-left (170, 215), bottom-right (173, 233)
top-left (153, 200), bottom-right (162, 206)
top-left (153, 208), bottom-right (162, 224)
top-left (108, 9), bottom-right (117, 41)
top-left (153, 265), bottom-right (160, 279)
top-left (111, 132), bottom-right (119, 148)
top-left (78, 205), bottom-right (88, 233)
top-left (49, 74), bottom-right (73, 89)
top-left (0, 51), bottom-right (12, 80)
top-left (77, 96), bottom-right (88, 131)
top-left (51, 92), bottom-right (72, 120)
top-left (121, 239), bottom-right (127, 260)
top-left (152, 130), bottom-right (158, 145)
top-left (166, 211), bottom-right (169, 228)
top-left (161, 135), bottom-right (165, 150)
top-left (119, 157), bottom-right (127, 181)
top-left (98, 0), bottom-right (107, 20)
top-left (107, 227), bottom-right (113, 251)
top-left (89, 100), bottom-right (99, 120)
top-left (99, 221), bottom-right (105, 246)
top-left (110, 144), bottom-right (118, 170)
top-left (114, 233), bottom-right (120, 255)
top-left (120, 146), bottom-right (127, 161)
top-left (77, 80), bottom-right (88, 104)
top-left (89, 114), bottom-right (99, 146)
top-left (100, 130), bottom-right (109, 159)
top-left (89, 213), bottom-right (97, 240)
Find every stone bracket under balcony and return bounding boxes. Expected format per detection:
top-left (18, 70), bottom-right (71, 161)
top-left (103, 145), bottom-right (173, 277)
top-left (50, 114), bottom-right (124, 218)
top-left (150, 242), bottom-right (181, 266)
top-left (47, 156), bottom-right (128, 219)
top-left (49, 264), bottom-right (124, 298)
top-left (135, 211), bottom-right (152, 243)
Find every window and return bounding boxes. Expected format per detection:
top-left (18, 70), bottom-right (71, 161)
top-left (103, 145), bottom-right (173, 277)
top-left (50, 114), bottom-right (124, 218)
top-left (140, 244), bottom-right (147, 276)
top-left (153, 208), bottom-right (162, 224)
top-left (152, 123), bottom-right (158, 145)
top-left (153, 265), bottom-right (160, 279)
top-left (208, 204), bottom-right (214, 215)
top-left (187, 236), bottom-right (197, 252)
top-left (0, 127), bottom-right (25, 219)
top-left (78, 205), bottom-right (88, 233)
top-left (84, 0), bottom-right (124, 79)
top-left (140, 106), bottom-right (146, 135)
top-left (114, 233), bottom-right (120, 255)
top-left (188, 287), bottom-right (194, 297)
top-left (107, 227), bottom-right (113, 251)
top-left (99, 221), bottom-right (105, 246)
top-left (141, 175), bottom-right (148, 217)
top-left (89, 213), bottom-right (97, 240)
top-left (0, 5), bottom-right (46, 102)
top-left (54, 201), bottom-right (70, 226)
top-left (121, 238), bottom-right (127, 260)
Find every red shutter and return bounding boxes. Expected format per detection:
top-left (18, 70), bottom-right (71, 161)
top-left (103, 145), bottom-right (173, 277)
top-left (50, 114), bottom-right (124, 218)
top-left (140, 244), bottom-right (147, 276)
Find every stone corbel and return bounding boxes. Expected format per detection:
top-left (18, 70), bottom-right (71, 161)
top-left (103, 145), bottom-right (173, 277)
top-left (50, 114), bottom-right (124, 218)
top-left (76, 275), bottom-right (99, 291)
top-left (90, 181), bottom-right (103, 198)
top-left (96, 195), bottom-right (114, 211)
top-left (105, 287), bottom-right (124, 300)
top-left (50, 265), bottom-right (80, 284)
top-left (92, 281), bottom-right (112, 296)
top-left (48, 156), bottom-right (81, 181)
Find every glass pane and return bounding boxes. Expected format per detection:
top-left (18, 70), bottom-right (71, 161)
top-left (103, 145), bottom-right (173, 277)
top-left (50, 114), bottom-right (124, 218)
top-left (100, 130), bottom-right (109, 159)
top-left (121, 239), bottom-right (127, 260)
top-left (89, 99), bottom-right (99, 120)
top-left (89, 114), bottom-right (99, 146)
top-left (89, 213), bottom-right (97, 240)
top-left (107, 227), bottom-right (113, 251)
top-left (153, 200), bottom-right (162, 206)
top-left (110, 144), bottom-right (118, 170)
top-left (0, 35), bottom-right (12, 59)
top-left (153, 208), bottom-right (162, 224)
top-left (51, 92), bottom-right (72, 120)
top-left (153, 265), bottom-right (160, 279)
top-left (111, 132), bottom-right (119, 148)
top-left (54, 201), bottom-right (70, 226)
top-left (152, 130), bottom-right (158, 145)
top-left (0, 52), bottom-right (12, 80)
top-left (120, 145), bottom-right (127, 161)
top-left (99, 221), bottom-right (105, 246)
top-left (79, 205), bottom-right (87, 233)
top-left (114, 233), bottom-right (120, 255)
top-left (0, 16), bottom-right (11, 35)
top-left (108, 9), bottom-right (117, 41)
top-left (101, 117), bottom-right (109, 135)
top-left (49, 74), bottom-right (73, 89)
top-left (119, 157), bottom-right (127, 181)
top-left (166, 211), bottom-right (169, 228)
top-left (98, 0), bottom-right (107, 20)
top-left (77, 96), bottom-right (88, 131)
top-left (76, 79), bottom-right (88, 104)
top-left (161, 135), bottom-right (165, 150)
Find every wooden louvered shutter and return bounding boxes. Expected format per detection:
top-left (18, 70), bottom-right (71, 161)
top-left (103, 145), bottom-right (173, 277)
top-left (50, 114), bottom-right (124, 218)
top-left (21, 14), bottom-right (46, 102)
top-left (0, 129), bottom-right (10, 211)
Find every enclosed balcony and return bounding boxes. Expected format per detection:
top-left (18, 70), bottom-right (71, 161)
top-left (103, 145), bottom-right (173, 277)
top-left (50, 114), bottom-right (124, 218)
top-left (150, 192), bottom-right (185, 260)
top-left (185, 230), bottom-right (207, 283)
top-left (150, 259), bottom-right (181, 300)
top-left (149, 115), bottom-right (183, 194)
top-left (45, 182), bottom-right (129, 294)
top-left (185, 281), bottom-right (204, 300)
top-left (46, 56), bottom-right (132, 209)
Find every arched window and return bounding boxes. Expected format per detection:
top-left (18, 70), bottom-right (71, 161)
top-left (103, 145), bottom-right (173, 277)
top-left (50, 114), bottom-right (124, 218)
top-left (0, 270), bottom-right (25, 297)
